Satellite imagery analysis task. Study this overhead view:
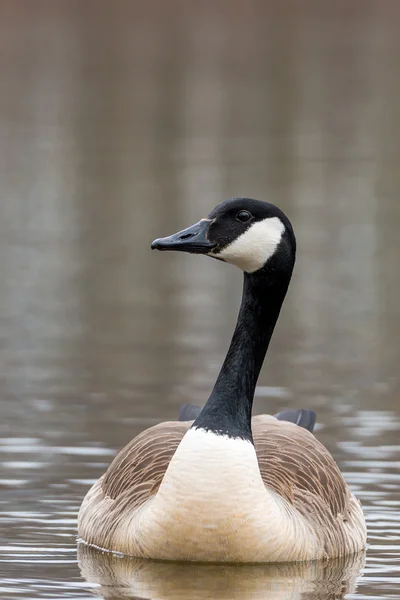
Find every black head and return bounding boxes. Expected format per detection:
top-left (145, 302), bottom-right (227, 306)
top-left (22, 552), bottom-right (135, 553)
top-left (152, 197), bottom-right (296, 274)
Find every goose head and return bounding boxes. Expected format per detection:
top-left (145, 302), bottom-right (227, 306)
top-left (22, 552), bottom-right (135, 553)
top-left (151, 197), bottom-right (296, 274)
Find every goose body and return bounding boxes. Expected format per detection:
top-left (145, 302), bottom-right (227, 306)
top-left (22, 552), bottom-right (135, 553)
top-left (78, 198), bottom-right (367, 562)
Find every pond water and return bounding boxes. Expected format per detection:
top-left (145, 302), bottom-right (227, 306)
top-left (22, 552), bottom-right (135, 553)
top-left (1, 2), bottom-right (399, 598)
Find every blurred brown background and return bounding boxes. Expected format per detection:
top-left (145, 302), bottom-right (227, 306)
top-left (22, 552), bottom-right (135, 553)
top-left (0, 1), bottom-right (399, 599)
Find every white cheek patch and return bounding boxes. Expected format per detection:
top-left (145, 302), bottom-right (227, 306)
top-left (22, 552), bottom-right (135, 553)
top-left (209, 217), bottom-right (285, 273)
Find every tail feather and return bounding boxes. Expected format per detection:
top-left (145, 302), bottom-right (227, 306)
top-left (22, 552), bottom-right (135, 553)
top-left (178, 404), bottom-right (202, 421)
top-left (274, 408), bottom-right (316, 433)
top-left (178, 404), bottom-right (317, 432)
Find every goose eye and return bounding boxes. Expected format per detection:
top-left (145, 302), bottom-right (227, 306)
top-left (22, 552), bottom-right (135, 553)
top-left (236, 210), bottom-right (251, 223)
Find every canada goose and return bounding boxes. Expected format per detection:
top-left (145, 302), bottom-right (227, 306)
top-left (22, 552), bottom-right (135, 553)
top-left (78, 197), bottom-right (367, 562)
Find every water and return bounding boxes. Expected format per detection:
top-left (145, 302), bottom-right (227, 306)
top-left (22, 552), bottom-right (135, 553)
top-left (1, 1), bottom-right (399, 598)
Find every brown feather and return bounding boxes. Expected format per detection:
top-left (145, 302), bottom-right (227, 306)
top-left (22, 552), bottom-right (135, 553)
top-left (103, 421), bottom-right (191, 501)
top-left (78, 416), bottom-right (366, 558)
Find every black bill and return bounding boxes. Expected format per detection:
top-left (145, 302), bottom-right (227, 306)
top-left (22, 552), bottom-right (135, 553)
top-left (151, 219), bottom-right (216, 254)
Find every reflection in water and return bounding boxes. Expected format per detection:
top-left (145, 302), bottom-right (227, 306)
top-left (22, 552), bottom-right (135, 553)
top-left (78, 545), bottom-right (366, 600)
top-left (0, 1), bottom-right (400, 599)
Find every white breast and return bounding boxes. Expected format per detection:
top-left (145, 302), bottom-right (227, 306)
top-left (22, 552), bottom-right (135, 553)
top-left (118, 427), bottom-right (318, 562)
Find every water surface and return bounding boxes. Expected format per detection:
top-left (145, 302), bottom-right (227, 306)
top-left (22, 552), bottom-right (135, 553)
top-left (1, 2), bottom-right (399, 598)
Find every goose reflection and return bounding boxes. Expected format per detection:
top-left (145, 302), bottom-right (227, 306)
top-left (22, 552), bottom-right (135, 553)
top-left (78, 544), bottom-right (365, 600)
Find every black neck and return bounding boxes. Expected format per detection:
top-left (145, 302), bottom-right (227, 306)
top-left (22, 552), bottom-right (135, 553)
top-left (193, 262), bottom-right (293, 441)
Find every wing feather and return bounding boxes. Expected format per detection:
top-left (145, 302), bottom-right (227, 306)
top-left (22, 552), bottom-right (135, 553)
top-left (252, 415), bottom-right (349, 518)
top-left (102, 421), bottom-right (190, 503)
